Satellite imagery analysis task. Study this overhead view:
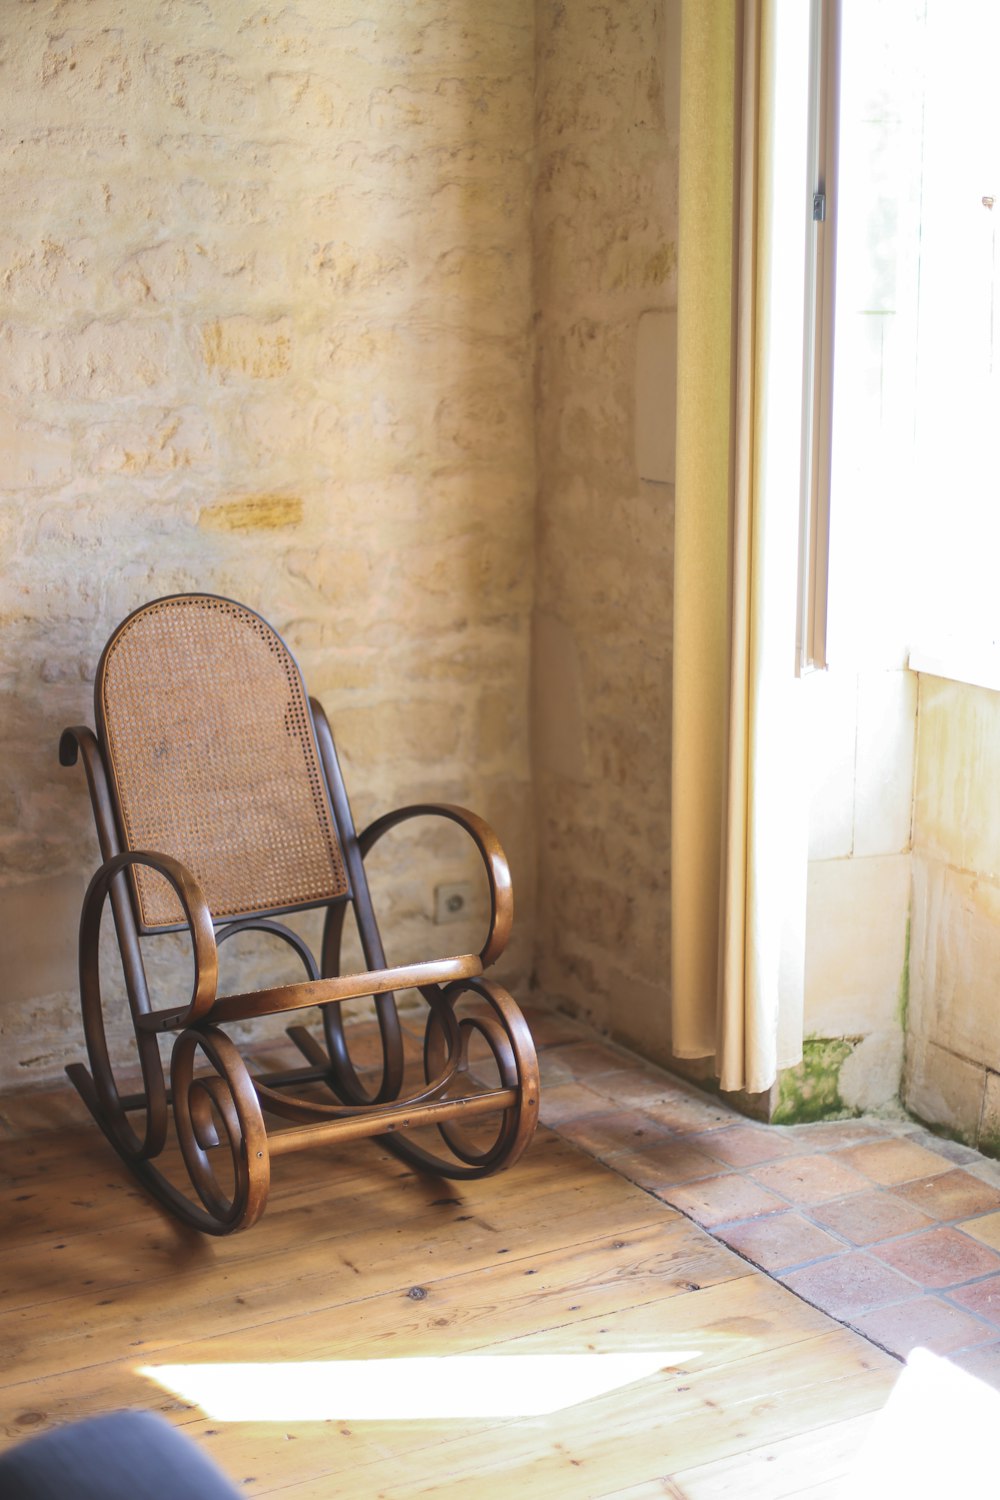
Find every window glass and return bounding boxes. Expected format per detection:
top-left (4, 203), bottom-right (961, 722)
top-left (828, 1), bottom-right (1000, 664)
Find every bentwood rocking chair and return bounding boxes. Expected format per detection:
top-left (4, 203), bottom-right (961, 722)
top-left (60, 593), bottom-right (538, 1235)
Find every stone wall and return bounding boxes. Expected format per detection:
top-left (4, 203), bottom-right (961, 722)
top-left (783, 667), bottom-right (915, 1120)
top-left (532, 1), bottom-right (679, 1063)
top-left (0, 1), bottom-right (536, 1087)
top-left (906, 675), bottom-right (1000, 1152)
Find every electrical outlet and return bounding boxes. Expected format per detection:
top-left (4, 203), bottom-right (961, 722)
top-left (434, 881), bottom-right (474, 924)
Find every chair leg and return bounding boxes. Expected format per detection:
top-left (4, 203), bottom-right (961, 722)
top-left (66, 935), bottom-right (186, 1219)
top-left (74, 971), bottom-right (169, 1164)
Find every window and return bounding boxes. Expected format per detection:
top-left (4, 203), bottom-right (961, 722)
top-left (817, 0), bottom-right (1000, 676)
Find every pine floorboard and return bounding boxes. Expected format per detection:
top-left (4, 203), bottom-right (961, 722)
top-left (0, 1091), bottom-right (900, 1497)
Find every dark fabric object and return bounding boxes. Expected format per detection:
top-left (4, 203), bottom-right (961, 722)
top-left (0, 1411), bottom-right (242, 1499)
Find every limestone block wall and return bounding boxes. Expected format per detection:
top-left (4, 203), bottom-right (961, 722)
top-left (905, 675), bottom-right (1000, 1151)
top-left (781, 666), bottom-right (916, 1119)
top-left (532, 1), bottom-right (679, 1064)
top-left (0, 2), bottom-right (536, 1088)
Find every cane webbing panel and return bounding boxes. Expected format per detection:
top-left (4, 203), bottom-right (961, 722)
top-left (98, 595), bottom-right (348, 930)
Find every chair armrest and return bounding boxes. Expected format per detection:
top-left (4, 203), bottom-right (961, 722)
top-left (81, 850), bottom-right (219, 1029)
top-left (171, 952), bottom-right (483, 1029)
top-left (357, 803), bottom-right (513, 969)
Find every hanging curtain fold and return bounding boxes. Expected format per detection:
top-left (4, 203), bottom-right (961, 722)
top-left (671, 0), bottom-right (809, 1097)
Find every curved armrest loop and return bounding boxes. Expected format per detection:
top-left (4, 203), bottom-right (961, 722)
top-left (81, 850), bottom-right (219, 1029)
top-left (358, 803), bottom-right (513, 969)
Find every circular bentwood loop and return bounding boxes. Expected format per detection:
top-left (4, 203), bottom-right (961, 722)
top-left (396, 977), bottom-right (541, 1180)
top-left (78, 849), bottom-right (219, 1160)
top-left (171, 1026), bottom-right (270, 1234)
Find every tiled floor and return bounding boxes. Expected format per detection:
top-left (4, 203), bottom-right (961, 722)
top-left (524, 1003), bottom-right (1000, 1389)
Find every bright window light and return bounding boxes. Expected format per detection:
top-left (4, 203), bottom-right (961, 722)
top-left (842, 1347), bottom-right (1000, 1497)
top-left (828, 0), bottom-right (1000, 668)
top-left (137, 1351), bottom-right (700, 1422)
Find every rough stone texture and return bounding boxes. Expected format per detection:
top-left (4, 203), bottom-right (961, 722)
top-left (905, 1037), bottom-right (987, 1147)
top-left (978, 1072), bottom-right (1000, 1160)
top-left (838, 1030), bottom-right (906, 1114)
top-left (904, 676), bottom-right (1000, 1146)
top-left (794, 659), bottom-right (918, 1116)
top-left (0, 1), bottom-right (536, 1086)
top-left (804, 853), bottom-right (911, 1041)
top-left (531, 1), bottom-right (679, 1064)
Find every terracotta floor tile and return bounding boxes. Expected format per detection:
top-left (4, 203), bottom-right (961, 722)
top-left (537, 1049), bottom-right (579, 1085)
top-left (904, 1132), bottom-right (984, 1167)
top-left (839, 1137), bottom-right (953, 1186)
top-left (784, 1120), bottom-right (889, 1151)
top-left (584, 1067), bottom-right (689, 1110)
top-left (895, 1170), bottom-right (1000, 1223)
top-left (782, 1251), bottom-right (919, 1319)
top-left (516, 1005), bottom-right (589, 1048)
top-left (715, 1210), bottom-right (843, 1272)
top-left (748, 1154), bottom-right (870, 1206)
top-left (612, 1140), bottom-right (733, 1191)
top-left (691, 1123), bottom-right (801, 1168)
top-left (541, 1042), bottom-right (631, 1082)
top-left (870, 1226), bottom-right (1000, 1289)
top-left (537, 1081), bottom-right (621, 1127)
top-left (948, 1275), bottom-right (1000, 1326)
top-left (853, 1294), bottom-right (997, 1358)
top-left (641, 1092), bottom-right (738, 1134)
top-left (809, 1189), bottom-right (936, 1246)
top-left (945, 1142), bottom-right (992, 1167)
top-left (557, 1110), bottom-right (672, 1159)
top-left (658, 1173), bottom-right (787, 1228)
top-left (958, 1211), bottom-right (1000, 1251)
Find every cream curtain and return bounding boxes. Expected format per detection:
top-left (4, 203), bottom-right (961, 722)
top-left (671, 0), bottom-right (808, 1097)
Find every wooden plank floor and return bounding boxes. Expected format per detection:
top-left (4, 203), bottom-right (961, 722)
top-left (0, 1086), bottom-right (900, 1497)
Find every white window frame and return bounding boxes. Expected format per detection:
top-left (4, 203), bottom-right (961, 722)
top-left (796, 0), bottom-right (840, 675)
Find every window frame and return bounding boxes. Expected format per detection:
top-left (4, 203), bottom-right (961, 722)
top-left (796, 0), bottom-right (841, 675)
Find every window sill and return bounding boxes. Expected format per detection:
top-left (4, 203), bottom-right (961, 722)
top-left (908, 645), bottom-right (1000, 694)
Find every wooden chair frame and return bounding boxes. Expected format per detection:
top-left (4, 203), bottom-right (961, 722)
top-left (60, 594), bottom-right (538, 1235)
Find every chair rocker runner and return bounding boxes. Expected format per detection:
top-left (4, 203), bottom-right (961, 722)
top-left (60, 593), bottom-right (539, 1235)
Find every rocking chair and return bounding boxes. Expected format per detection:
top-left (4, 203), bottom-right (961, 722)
top-left (59, 593), bottom-right (538, 1235)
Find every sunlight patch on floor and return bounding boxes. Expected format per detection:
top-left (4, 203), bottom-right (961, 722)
top-left (138, 1351), bottom-right (699, 1421)
top-left (843, 1348), bottom-right (1000, 1498)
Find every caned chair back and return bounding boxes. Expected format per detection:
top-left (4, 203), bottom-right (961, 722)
top-left (96, 594), bottom-right (349, 930)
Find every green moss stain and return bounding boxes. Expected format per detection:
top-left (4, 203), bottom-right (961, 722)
top-left (772, 1037), bottom-right (857, 1124)
top-left (897, 916), bottom-right (911, 1030)
top-left (923, 1118), bottom-right (974, 1147)
top-left (976, 1127), bottom-right (1000, 1162)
